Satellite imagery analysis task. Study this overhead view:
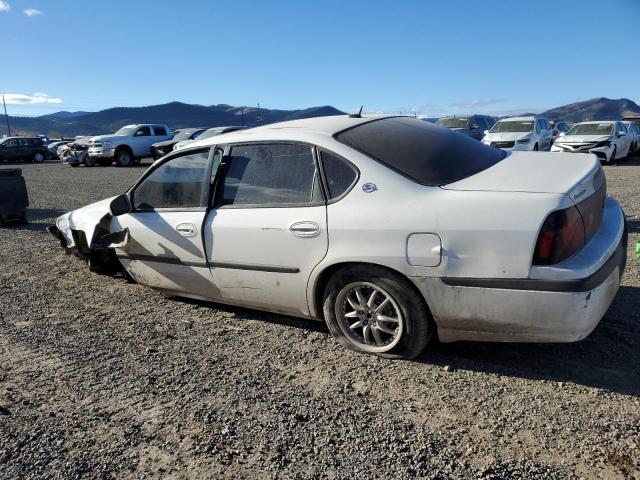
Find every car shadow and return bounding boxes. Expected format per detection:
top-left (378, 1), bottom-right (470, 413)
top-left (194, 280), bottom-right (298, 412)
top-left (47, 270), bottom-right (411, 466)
top-left (4, 208), bottom-right (66, 232)
top-left (418, 285), bottom-right (640, 397)
top-left (177, 285), bottom-right (640, 397)
top-left (626, 219), bottom-right (640, 234)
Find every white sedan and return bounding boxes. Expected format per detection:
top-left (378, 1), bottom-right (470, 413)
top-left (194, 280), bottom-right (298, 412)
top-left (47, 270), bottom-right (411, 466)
top-left (49, 116), bottom-right (626, 359)
top-left (551, 121), bottom-right (632, 163)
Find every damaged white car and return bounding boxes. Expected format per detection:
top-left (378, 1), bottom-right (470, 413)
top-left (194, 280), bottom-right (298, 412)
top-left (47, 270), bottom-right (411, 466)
top-left (48, 115), bottom-right (627, 359)
top-left (551, 121), bottom-right (632, 163)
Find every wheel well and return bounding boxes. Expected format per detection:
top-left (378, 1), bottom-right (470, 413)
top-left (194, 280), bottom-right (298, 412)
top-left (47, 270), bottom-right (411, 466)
top-left (115, 145), bottom-right (133, 157)
top-left (312, 261), bottom-right (432, 321)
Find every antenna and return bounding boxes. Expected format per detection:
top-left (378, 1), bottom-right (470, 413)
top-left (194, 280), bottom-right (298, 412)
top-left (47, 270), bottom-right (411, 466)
top-left (349, 105), bottom-right (364, 118)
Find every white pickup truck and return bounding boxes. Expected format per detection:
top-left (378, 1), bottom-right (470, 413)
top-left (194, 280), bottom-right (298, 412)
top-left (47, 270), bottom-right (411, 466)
top-left (86, 124), bottom-right (172, 167)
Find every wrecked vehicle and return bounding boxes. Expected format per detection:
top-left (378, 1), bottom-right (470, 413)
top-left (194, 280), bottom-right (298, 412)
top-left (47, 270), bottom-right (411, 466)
top-left (48, 115), bottom-right (627, 359)
top-left (59, 138), bottom-right (92, 167)
top-left (87, 124), bottom-right (172, 167)
top-left (0, 168), bottom-right (29, 225)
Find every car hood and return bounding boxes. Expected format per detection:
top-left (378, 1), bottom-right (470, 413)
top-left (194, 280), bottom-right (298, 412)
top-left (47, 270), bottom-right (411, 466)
top-left (483, 132), bottom-right (532, 142)
top-left (90, 134), bottom-right (126, 143)
top-left (444, 151), bottom-right (600, 196)
top-left (556, 135), bottom-right (611, 144)
top-left (152, 139), bottom-right (177, 148)
top-left (57, 196), bottom-right (115, 247)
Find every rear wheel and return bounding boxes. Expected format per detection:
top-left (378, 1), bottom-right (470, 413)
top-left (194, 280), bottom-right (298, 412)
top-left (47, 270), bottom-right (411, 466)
top-left (323, 265), bottom-right (432, 359)
top-left (115, 149), bottom-right (133, 167)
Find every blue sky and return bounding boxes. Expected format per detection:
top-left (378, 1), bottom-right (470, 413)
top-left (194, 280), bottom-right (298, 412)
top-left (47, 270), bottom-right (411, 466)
top-left (1, 0), bottom-right (639, 117)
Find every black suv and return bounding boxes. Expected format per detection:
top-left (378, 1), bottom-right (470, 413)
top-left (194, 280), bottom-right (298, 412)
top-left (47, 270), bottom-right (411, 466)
top-left (0, 137), bottom-right (48, 163)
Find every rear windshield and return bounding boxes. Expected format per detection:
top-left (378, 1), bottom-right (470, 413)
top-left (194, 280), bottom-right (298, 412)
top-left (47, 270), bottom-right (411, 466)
top-left (335, 117), bottom-right (506, 186)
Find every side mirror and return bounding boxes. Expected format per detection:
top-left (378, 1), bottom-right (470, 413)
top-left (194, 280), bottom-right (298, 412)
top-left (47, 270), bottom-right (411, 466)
top-left (618, 132), bottom-right (626, 137)
top-left (109, 193), bottom-right (132, 216)
top-left (559, 132), bottom-right (566, 137)
top-left (484, 130), bottom-right (489, 135)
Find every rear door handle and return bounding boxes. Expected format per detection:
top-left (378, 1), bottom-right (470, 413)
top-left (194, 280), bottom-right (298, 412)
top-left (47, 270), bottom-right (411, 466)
top-left (289, 221), bottom-right (320, 237)
top-left (175, 223), bottom-right (197, 237)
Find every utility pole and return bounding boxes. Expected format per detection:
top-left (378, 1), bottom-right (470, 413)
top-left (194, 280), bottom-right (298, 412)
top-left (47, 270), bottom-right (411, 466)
top-left (2, 94), bottom-right (11, 137)
top-left (240, 106), bottom-right (245, 126)
top-left (256, 103), bottom-right (262, 125)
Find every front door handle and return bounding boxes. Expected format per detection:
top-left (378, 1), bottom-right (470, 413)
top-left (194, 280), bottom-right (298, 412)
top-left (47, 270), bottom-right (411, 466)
top-left (289, 221), bottom-right (320, 237)
top-left (175, 223), bottom-right (197, 237)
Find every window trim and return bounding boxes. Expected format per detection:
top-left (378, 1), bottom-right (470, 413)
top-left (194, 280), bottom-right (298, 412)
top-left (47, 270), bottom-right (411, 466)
top-left (317, 147), bottom-right (360, 205)
top-left (211, 141), bottom-right (327, 210)
top-left (129, 146), bottom-right (214, 213)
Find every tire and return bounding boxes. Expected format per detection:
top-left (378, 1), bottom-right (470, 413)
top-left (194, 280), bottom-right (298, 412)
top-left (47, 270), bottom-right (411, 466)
top-left (33, 152), bottom-right (45, 163)
top-left (322, 265), bottom-right (433, 359)
top-left (69, 163), bottom-right (80, 168)
top-left (97, 158), bottom-right (112, 167)
top-left (610, 146), bottom-right (617, 163)
top-left (84, 156), bottom-right (96, 167)
top-left (115, 149), bottom-right (133, 167)
top-left (533, 143), bottom-right (539, 151)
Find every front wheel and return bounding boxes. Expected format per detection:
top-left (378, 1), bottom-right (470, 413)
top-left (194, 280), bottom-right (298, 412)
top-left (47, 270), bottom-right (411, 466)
top-left (323, 266), bottom-right (433, 359)
top-left (533, 143), bottom-right (539, 151)
top-left (33, 152), bottom-right (45, 163)
top-left (84, 156), bottom-right (96, 167)
top-left (115, 150), bottom-right (133, 167)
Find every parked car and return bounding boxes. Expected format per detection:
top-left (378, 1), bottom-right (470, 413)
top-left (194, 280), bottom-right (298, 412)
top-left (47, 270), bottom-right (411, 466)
top-left (151, 128), bottom-right (207, 160)
top-left (48, 115), bottom-right (625, 360)
top-left (622, 115), bottom-right (640, 127)
top-left (84, 124), bottom-right (173, 167)
top-left (550, 121), bottom-right (571, 143)
top-left (47, 140), bottom-right (75, 160)
top-left (435, 115), bottom-right (495, 140)
top-left (0, 137), bottom-right (48, 163)
top-left (173, 126), bottom-right (247, 151)
top-left (622, 121), bottom-right (640, 154)
top-left (551, 121), bottom-right (632, 163)
top-left (482, 116), bottom-right (553, 151)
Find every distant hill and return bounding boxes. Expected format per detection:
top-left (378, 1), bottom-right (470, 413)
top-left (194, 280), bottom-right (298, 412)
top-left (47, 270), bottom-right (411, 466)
top-left (0, 102), bottom-right (345, 137)
top-left (541, 97), bottom-right (640, 123)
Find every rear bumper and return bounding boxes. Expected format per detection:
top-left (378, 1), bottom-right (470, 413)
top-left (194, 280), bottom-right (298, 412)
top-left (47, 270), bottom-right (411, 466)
top-left (413, 200), bottom-right (626, 343)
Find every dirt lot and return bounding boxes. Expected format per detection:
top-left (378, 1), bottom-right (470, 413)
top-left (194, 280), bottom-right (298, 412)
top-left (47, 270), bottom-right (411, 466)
top-left (1, 157), bottom-right (639, 480)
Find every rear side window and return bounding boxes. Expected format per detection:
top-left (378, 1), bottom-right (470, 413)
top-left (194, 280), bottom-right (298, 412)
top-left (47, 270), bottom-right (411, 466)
top-left (335, 117), bottom-right (506, 186)
top-left (320, 150), bottom-right (358, 200)
top-left (135, 126), bottom-right (152, 137)
top-left (220, 143), bottom-right (320, 206)
top-left (153, 126), bottom-right (168, 136)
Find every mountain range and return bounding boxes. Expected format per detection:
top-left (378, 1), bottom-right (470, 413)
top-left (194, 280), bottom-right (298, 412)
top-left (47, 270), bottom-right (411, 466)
top-left (2, 97), bottom-right (639, 138)
top-left (1, 103), bottom-right (345, 137)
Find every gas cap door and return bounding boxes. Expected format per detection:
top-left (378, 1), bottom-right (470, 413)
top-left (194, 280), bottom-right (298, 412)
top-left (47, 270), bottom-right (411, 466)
top-left (406, 233), bottom-right (442, 267)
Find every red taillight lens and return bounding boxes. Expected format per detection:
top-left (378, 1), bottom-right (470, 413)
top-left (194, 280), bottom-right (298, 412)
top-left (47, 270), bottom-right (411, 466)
top-left (533, 207), bottom-right (585, 265)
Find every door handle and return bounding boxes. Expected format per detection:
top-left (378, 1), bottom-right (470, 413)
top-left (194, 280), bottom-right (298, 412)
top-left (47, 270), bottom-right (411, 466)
top-left (175, 223), bottom-right (197, 237)
top-left (289, 221), bottom-right (320, 237)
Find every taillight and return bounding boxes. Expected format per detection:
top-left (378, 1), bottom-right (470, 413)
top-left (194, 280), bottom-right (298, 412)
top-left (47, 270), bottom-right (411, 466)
top-left (533, 206), bottom-right (585, 265)
top-left (552, 129), bottom-right (558, 136)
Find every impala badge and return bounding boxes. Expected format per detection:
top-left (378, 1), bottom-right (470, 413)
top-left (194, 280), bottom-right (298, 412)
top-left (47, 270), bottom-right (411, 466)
top-left (362, 183), bottom-right (377, 193)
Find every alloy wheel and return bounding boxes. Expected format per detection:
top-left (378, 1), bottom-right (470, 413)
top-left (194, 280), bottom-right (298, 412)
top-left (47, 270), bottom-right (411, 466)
top-left (335, 282), bottom-right (404, 353)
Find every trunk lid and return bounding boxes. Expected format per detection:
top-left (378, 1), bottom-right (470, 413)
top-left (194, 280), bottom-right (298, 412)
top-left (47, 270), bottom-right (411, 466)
top-left (442, 151), bottom-right (600, 197)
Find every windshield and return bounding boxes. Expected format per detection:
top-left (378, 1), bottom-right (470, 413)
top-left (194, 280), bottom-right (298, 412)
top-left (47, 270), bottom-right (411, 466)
top-left (114, 126), bottom-right (138, 136)
top-left (336, 117), bottom-right (506, 186)
top-left (197, 128), bottom-right (225, 140)
top-left (437, 117), bottom-right (469, 129)
top-left (173, 130), bottom-right (197, 141)
top-left (567, 123), bottom-right (614, 136)
top-left (490, 121), bottom-right (533, 133)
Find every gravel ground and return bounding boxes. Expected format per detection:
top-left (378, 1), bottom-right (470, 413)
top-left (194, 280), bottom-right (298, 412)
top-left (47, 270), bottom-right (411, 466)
top-left (1, 157), bottom-right (639, 480)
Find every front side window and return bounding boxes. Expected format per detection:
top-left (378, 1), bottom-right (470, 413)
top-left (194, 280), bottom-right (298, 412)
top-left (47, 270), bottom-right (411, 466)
top-left (133, 150), bottom-right (210, 210)
top-left (135, 126), bottom-right (152, 137)
top-left (320, 150), bottom-right (358, 200)
top-left (220, 143), bottom-right (319, 206)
